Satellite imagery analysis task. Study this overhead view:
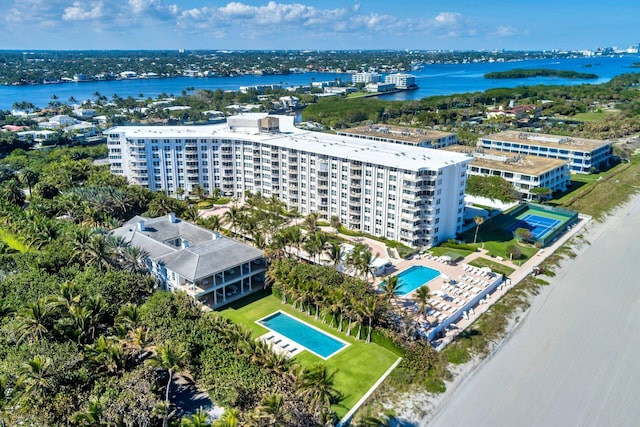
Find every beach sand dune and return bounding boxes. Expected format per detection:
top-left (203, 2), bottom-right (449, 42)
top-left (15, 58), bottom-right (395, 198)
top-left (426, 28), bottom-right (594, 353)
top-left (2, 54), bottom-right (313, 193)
top-left (425, 195), bottom-right (640, 427)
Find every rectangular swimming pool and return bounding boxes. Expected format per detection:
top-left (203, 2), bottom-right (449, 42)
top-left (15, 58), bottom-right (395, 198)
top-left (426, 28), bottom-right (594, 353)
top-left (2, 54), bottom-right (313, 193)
top-left (388, 265), bottom-right (441, 296)
top-left (258, 311), bottom-right (347, 359)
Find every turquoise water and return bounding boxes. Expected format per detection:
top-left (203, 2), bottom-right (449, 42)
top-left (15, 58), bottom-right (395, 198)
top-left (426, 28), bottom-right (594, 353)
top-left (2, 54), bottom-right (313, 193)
top-left (390, 265), bottom-right (441, 296)
top-left (259, 311), bottom-right (346, 359)
top-left (3, 56), bottom-right (638, 109)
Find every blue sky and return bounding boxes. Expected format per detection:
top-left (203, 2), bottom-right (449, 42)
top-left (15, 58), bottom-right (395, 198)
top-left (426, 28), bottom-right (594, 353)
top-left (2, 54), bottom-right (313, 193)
top-left (2, 0), bottom-right (638, 51)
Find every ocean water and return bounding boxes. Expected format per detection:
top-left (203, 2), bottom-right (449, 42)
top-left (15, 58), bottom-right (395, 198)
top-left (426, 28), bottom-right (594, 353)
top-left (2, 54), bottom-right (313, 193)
top-left (1, 55), bottom-right (638, 110)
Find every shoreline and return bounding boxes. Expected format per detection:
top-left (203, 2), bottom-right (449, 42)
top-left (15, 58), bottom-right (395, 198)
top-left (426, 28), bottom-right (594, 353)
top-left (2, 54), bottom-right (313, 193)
top-left (384, 194), bottom-right (639, 426)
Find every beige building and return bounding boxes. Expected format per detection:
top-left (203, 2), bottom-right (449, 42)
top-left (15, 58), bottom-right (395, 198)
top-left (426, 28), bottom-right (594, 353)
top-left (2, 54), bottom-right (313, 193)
top-left (444, 145), bottom-right (570, 200)
top-left (338, 124), bottom-right (458, 149)
top-left (479, 131), bottom-right (613, 173)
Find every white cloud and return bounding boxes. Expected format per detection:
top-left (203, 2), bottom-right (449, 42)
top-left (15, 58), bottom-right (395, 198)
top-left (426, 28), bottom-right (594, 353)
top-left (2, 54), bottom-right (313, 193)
top-left (63, 1), bottom-right (104, 21)
top-left (1, 1), bottom-right (501, 48)
top-left (493, 26), bottom-right (517, 37)
top-left (434, 12), bottom-right (463, 26)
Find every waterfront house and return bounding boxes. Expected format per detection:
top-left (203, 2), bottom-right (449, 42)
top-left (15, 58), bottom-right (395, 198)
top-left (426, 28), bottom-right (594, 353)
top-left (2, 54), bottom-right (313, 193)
top-left (112, 213), bottom-right (267, 308)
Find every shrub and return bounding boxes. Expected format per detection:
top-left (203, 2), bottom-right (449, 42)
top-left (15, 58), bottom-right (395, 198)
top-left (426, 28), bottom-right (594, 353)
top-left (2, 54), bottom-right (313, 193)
top-left (506, 244), bottom-right (522, 260)
top-left (443, 345), bottom-right (470, 364)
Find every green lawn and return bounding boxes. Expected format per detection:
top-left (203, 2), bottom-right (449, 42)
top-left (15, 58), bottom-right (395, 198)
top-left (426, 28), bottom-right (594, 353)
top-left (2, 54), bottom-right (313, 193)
top-left (429, 246), bottom-right (474, 258)
top-left (468, 257), bottom-right (515, 276)
top-left (459, 214), bottom-right (539, 261)
top-left (218, 294), bottom-right (400, 418)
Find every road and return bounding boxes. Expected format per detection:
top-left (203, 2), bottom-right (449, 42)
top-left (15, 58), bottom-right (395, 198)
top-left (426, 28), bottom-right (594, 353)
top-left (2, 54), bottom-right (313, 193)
top-left (425, 195), bottom-right (640, 427)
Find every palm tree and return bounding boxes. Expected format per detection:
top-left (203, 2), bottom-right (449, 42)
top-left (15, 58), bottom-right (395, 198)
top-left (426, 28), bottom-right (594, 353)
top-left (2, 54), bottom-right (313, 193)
top-left (327, 242), bottom-right (343, 269)
top-left (223, 205), bottom-right (243, 237)
top-left (119, 245), bottom-right (149, 273)
top-left (198, 215), bottom-right (221, 232)
top-left (15, 299), bottom-right (52, 343)
top-left (362, 296), bottom-right (378, 343)
top-left (413, 285), bottom-right (431, 318)
top-left (0, 179), bottom-right (25, 206)
top-left (357, 248), bottom-right (377, 282)
top-left (71, 228), bottom-right (96, 265)
top-left (115, 303), bottom-right (142, 330)
top-left (351, 298), bottom-right (365, 340)
top-left (473, 216), bottom-right (485, 244)
top-left (180, 407), bottom-right (211, 427)
top-left (85, 336), bottom-right (124, 374)
top-left (84, 234), bottom-right (114, 272)
top-left (0, 375), bottom-right (13, 427)
top-left (18, 167), bottom-right (38, 197)
top-left (124, 326), bottom-right (153, 361)
top-left (182, 205), bottom-right (200, 222)
top-left (71, 398), bottom-right (104, 426)
top-left (253, 393), bottom-right (290, 426)
top-left (285, 226), bottom-right (304, 257)
top-left (147, 342), bottom-right (187, 427)
top-left (330, 215), bottom-right (341, 234)
top-left (303, 212), bottom-right (319, 232)
top-left (190, 184), bottom-right (207, 201)
top-left (48, 281), bottom-right (81, 311)
top-left (298, 363), bottom-right (341, 423)
top-left (16, 355), bottom-right (52, 401)
top-left (214, 408), bottom-right (240, 427)
top-left (333, 289), bottom-right (347, 332)
top-left (381, 275), bottom-right (401, 303)
top-left (354, 414), bottom-right (393, 427)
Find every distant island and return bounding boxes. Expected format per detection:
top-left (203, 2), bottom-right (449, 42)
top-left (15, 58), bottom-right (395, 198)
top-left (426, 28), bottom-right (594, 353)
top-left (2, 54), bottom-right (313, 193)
top-left (484, 69), bottom-right (598, 79)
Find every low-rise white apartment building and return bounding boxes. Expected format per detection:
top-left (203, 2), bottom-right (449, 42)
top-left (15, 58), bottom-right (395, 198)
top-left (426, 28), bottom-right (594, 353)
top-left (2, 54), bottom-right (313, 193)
top-left (479, 131), bottom-right (613, 173)
top-left (338, 124), bottom-right (458, 149)
top-left (444, 146), bottom-right (570, 200)
top-left (112, 213), bottom-right (266, 308)
top-left (384, 73), bottom-right (417, 89)
top-left (352, 72), bottom-right (383, 84)
top-left (106, 114), bottom-right (471, 247)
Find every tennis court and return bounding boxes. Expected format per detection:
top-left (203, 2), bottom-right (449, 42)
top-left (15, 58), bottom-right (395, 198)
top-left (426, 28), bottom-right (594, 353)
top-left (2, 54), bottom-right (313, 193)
top-left (509, 213), bottom-right (562, 240)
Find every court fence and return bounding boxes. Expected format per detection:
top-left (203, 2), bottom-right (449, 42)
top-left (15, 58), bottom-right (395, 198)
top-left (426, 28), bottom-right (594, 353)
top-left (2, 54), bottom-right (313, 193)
top-left (509, 202), bottom-right (579, 247)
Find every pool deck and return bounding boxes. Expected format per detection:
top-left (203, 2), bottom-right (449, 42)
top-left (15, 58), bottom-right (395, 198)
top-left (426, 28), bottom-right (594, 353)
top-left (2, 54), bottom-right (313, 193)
top-left (320, 214), bottom-right (590, 348)
top-left (258, 331), bottom-right (304, 358)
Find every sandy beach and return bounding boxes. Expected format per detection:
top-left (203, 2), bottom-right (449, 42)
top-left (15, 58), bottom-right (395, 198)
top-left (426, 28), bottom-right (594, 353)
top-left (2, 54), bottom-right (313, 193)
top-left (423, 193), bottom-right (640, 426)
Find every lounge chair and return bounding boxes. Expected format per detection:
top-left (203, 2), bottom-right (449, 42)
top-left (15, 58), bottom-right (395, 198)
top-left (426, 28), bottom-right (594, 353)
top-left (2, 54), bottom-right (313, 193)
top-left (288, 347), bottom-right (297, 353)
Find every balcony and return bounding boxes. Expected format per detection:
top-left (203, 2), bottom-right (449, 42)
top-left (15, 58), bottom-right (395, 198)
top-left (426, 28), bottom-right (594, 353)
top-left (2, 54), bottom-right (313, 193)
top-left (127, 140), bottom-right (145, 148)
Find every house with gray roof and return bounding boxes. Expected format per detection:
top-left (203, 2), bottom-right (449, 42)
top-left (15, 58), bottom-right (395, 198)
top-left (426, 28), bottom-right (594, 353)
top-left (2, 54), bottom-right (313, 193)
top-left (112, 213), bottom-right (266, 308)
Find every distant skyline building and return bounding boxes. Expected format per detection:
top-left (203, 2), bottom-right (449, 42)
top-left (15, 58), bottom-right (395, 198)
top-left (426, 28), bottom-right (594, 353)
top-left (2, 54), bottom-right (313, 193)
top-left (106, 114), bottom-right (471, 247)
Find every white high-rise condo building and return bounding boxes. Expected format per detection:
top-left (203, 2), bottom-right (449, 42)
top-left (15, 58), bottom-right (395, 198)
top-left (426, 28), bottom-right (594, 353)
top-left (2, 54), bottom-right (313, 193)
top-left (106, 114), bottom-right (471, 247)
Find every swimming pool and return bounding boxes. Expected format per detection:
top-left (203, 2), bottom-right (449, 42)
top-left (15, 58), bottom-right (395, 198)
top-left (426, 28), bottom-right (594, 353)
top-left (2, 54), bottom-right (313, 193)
top-left (258, 311), bottom-right (347, 359)
top-left (388, 265), bottom-right (441, 296)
